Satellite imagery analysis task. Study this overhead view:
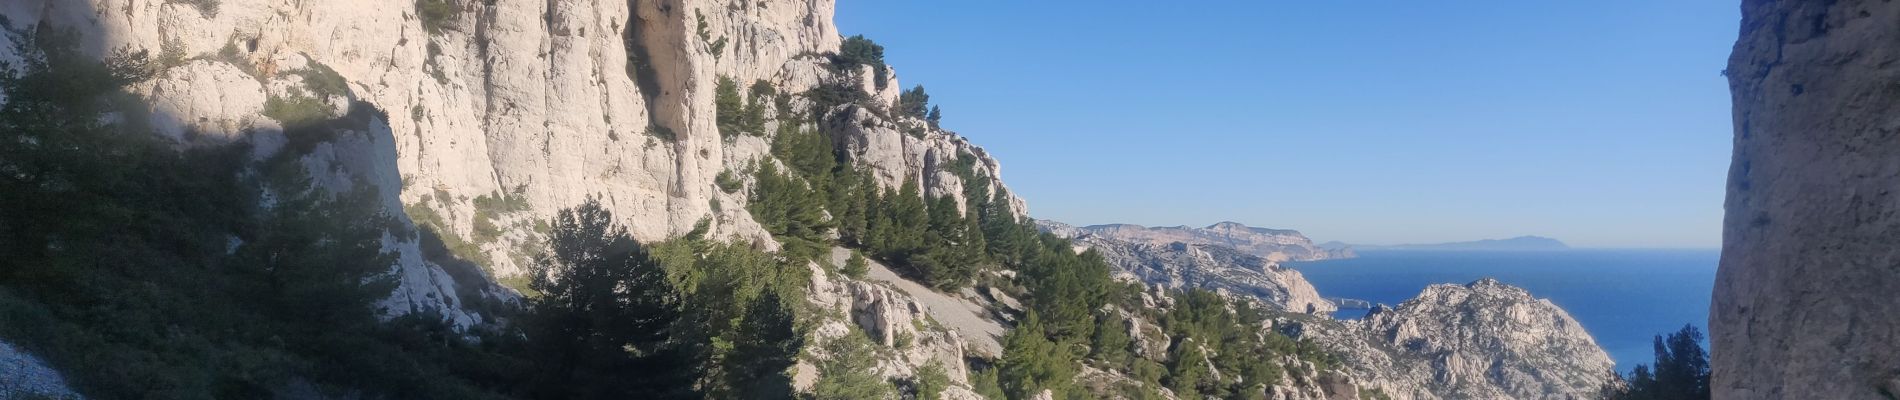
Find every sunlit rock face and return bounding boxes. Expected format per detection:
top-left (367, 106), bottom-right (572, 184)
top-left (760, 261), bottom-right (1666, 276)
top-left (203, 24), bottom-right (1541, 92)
top-left (1, 0), bottom-right (1021, 328)
top-left (1719, 1), bottom-right (1900, 398)
top-left (1294, 279), bottom-right (1613, 400)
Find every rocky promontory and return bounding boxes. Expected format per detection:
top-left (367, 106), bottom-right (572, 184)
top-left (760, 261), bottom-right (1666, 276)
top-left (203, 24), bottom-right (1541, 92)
top-left (1291, 279), bottom-right (1614, 400)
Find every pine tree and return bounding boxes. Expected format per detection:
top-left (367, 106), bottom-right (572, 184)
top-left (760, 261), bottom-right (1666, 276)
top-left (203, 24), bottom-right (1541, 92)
top-left (897, 85), bottom-right (930, 118)
top-left (999, 312), bottom-right (1075, 399)
top-left (715, 75), bottom-right (746, 137)
top-left (1088, 312), bottom-right (1133, 365)
top-left (749, 162), bottom-right (833, 264)
top-left (725, 290), bottom-right (801, 400)
top-left (1605, 324), bottom-right (1711, 400)
top-left (525, 199), bottom-right (697, 399)
top-left (841, 251), bottom-right (870, 279)
top-left (812, 330), bottom-right (897, 400)
top-left (1166, 339), bottom-right (1212, 399)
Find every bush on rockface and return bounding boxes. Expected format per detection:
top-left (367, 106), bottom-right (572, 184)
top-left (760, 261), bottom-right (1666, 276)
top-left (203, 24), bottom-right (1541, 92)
top-left (1602, 325), bottom-right (1711, 400)
top-left (897, 84), bottom-right (930, 119)
top-left (834, 35), bottom-right (888, 89)
top-left (416, 0), bottom-right (460, 35)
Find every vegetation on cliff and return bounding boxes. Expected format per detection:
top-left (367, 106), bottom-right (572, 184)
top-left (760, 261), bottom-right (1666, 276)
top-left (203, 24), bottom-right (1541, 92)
top-left (1601, 325), bottom-right (1711, 400)
top-left (0, 22), bottom-right (1355, 400)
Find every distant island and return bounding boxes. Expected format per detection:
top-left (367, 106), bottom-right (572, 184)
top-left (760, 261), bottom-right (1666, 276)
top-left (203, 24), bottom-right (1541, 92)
top-left (1323, 236), bottom-right (1570, 252)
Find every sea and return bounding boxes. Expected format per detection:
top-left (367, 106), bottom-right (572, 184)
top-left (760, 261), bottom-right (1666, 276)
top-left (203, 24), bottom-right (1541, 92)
top-left (1286, 249), bottom-right (1719, 373)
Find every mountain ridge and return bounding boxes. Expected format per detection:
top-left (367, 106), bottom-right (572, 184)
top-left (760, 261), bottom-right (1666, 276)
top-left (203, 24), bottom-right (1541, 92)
top-left (1045, 219), bottom-right (1356, 262)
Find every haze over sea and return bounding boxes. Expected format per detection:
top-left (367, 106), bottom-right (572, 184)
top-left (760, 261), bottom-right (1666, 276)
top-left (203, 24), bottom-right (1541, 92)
top-left (1288, 249), bottom-right (1719, 372)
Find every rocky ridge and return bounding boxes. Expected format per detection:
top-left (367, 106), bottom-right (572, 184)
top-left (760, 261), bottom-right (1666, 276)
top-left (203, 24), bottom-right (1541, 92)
top-left (1290, 279), bottom-right (1613, 400)
top-left (1060, 221), bottom-right (1354, 262)
top-left (1040, 220), bottom-right (1337, 315)
top-left (1044, 220), bottom-right (1613, 399)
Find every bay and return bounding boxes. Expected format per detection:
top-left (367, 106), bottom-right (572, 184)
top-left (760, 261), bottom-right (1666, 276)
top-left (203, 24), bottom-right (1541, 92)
top-left (1287, 249), bottom-right (1719, 372)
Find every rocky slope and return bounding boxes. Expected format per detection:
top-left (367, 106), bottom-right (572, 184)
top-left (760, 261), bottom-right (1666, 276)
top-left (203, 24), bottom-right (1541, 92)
top-left (1040, 220), bottom-right (1336, 315)
top-left (2, 0), bottom-right (1021, 328)
top-left (1057, 221), bottom-right (1353, 262)
top-left (1046, 219), bottom-right (1612, 399)
top-left (1718, 0), bottom-right (1900, 398)
top-left (1289, 279), bottom-right (1613, 400)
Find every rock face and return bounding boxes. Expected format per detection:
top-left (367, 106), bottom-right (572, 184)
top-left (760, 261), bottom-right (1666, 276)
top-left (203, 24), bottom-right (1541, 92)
top-left (801, 249), bottom-right (986, 398)
top-left (1060, 221), bottom-right (1352, 262)
top-left (1062, 230), bottom-right (1337, 315)
top-left (1293, 279), bottom-right (1613, 400)
top-left (2, 0), bottom-right (1022, 328)
top-left (1718, 1), bottom-right (1900, 398)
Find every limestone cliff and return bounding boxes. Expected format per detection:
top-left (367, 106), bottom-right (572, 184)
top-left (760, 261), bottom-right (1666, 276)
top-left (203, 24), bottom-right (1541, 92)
top-left (1044, 218), bottom-right (1610, 400)
top-left (1040, 220), bottom-right (1337, 315)
top-left (1062, 221), bottom-right (1353, 263)
top-left (1, 0), bottom-right (1022, 328)
top-left (1291, 279), bottom-right (1613, 400)
top-left (1719, 0), bottom-right (1900, 398)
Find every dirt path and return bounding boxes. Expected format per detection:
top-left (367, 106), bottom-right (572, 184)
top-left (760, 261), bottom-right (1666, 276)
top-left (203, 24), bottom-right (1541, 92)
top-left (830, 247), bottom-right (1006, 357)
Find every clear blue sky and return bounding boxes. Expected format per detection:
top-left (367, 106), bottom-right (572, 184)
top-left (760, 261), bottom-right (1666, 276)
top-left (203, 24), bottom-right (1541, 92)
top-left (837, 1), bottom-right (1737, 249)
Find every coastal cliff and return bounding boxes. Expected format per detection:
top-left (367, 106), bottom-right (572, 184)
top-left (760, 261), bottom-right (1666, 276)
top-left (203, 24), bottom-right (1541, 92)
top-left (0, 1), bottom-right (1620, 398)
top-left (1292, 279), bottom-right (1614, 400)
top-left (1050, 220), bottom-right (1353, 263)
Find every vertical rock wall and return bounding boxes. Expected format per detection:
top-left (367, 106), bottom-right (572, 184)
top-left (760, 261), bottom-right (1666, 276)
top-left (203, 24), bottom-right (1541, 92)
top-left (1718, 0), bottom-right (1900, 398)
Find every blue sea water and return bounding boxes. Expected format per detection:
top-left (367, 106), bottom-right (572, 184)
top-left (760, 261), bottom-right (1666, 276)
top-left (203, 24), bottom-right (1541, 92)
top-left (1286, 249), bottom-right (1719, 372)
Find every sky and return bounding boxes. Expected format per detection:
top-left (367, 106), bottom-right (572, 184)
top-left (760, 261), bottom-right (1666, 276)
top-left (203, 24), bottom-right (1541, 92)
top-left (836, 1), bottom-right (1739, 249)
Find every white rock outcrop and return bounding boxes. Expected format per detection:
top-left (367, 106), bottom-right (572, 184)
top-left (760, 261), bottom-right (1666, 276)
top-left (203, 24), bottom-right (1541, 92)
top-left (1047, 221), bottom-right (1337, 315)
top-left (2, 0), bottom-right (1022, 328)
top-left (803, 249), bottom-right (987, 398)
top-left (1293, 279), bottom-right (1613, 400)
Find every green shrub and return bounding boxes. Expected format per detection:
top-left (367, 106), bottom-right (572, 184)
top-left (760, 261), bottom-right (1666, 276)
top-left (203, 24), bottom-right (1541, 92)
top-left (293, 61), bottom-right (350, 99)
top-left (897, 84), bottom-right (930, 118)
top-left (748, 162), bottom-right (832, 264)
top-left (834, 35), bottom-right (887, 88)
top-left (971, 366), bottom-right (1008, 400)
top-left (842, 251), bottom-right (869, 279)
top-left (914, 361), bottom-right (950, 400)
top-left (716, 169), bottom-right (743, 193)
top-left (157, 39), bottom-right (187, 70)
top-left (715, 75), bottom-right (746, 137)
top-left (168, 0), bottom-right (219, 17)
top-left (810, 330), bottom-right (896, 400)
top-left (805, 80), bottom-right (869, 117)
top-left (416, 0), bottom-right (460, 35)
top-left (263, 88), bottom-right (334, 127)
top-left (646, 124), bottom-right (677, 141)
